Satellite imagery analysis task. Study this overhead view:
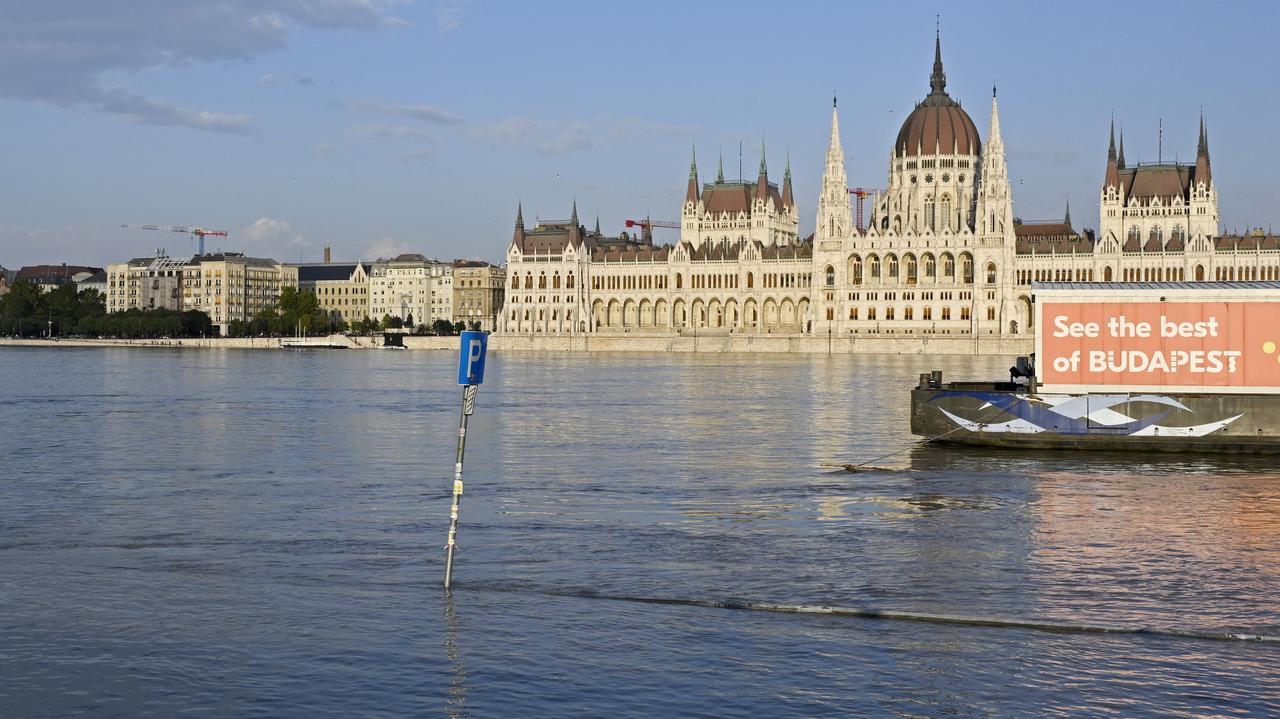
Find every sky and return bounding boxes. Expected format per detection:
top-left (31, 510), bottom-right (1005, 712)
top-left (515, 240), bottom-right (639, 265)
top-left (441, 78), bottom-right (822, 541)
top-left (2, 0), bottom-right (1278, 269)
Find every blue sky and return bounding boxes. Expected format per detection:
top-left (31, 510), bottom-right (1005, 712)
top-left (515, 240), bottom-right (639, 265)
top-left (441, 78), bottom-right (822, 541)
top-left (2, 0), bottom-right (1277, 268)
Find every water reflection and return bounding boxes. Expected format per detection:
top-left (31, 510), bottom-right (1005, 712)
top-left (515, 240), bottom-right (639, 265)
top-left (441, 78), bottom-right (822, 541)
top-left (442, 592), bottom-right (468, 719)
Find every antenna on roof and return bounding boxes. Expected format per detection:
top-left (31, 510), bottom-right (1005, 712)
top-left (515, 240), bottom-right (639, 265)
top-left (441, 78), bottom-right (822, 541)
top-left (738, 141), bottom-right (742, 181)
top-left (1158, 118), bottom-right (1163, 164)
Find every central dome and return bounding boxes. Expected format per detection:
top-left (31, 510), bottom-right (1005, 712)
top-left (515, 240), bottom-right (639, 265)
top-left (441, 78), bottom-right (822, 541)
top-left (895, 35), bottom-right (981, 158)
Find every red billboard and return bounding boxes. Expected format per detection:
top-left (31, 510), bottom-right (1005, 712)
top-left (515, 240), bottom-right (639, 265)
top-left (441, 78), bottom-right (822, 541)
top-left (1039, 301), bottom-right (1280, 391)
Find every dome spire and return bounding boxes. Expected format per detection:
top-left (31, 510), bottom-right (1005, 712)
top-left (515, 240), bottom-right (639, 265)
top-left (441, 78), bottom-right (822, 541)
top-left (930, 28), bottom-right (947, 95)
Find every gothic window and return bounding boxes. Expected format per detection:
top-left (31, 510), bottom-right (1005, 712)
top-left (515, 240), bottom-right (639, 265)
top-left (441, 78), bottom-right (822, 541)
top-left (924, 254), bottom-right (936, 278)
top-left (887, 254), bottom-right (899, 280)
top-left (567, 272), bottom-right (575, 289)
top-left (524, 273), bottom-right (533, 289)
top-left (825, 265), bottom-right (835, 287)
top-left (553, 273), bottom-right (561, 289)
top-left (869, 255), bottom-right (881, 280)
top-left (961, 254), bottom-right (974, 284)
top-left (675, 273), bottom-right (683, 289)
top-left (746, 272), bottom-right (754, 288)
top-left (1151, 225), bottom-right (1163, 245)
top-left (924, 196), bottom-right (936, 231)
top-left (849, 256), bottom-right (862, 285)
top-left (905, 254), bottom-right (918, 284)
top-left (940, 195), bottom-right (952, 232)
top-left (986, 262), bottom-right (997, 284)
top-left (1128, 226), bottom-right (1140, 243)
top-left (942, 253), bottom-right (955, 279)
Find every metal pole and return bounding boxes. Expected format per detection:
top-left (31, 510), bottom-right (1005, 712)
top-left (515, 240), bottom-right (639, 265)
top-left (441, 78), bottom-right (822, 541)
top-left (444, 383), bottom-right (477, 589)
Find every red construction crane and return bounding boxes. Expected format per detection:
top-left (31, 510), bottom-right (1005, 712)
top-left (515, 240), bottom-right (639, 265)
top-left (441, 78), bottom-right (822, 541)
top-left (624, 218), bottom-right (680, 231)
top-left (122, 224), bottom-right (228, 256)
top-left (847, 188), bottom-right (885, 231)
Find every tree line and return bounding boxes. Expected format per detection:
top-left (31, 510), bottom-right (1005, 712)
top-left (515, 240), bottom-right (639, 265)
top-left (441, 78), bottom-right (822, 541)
top-left (0, 281), bottom-right (213, 338)
top-left (1, 280), bottom-right (480, 339)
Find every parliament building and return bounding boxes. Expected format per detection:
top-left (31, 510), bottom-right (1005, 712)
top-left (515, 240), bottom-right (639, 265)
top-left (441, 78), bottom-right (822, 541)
top-left (501, 34), bottom-right (1272, 337)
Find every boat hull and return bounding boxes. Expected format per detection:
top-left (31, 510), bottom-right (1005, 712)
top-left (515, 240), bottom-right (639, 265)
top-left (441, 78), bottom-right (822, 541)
top-left (910, 385), bottom-right (1280, 454)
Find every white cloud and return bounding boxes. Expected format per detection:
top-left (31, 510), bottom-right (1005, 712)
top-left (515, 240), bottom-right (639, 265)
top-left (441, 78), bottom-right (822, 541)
top-left (0, 2), bottom-right (406, 133)
top-left (349, 99), bottom-right (464, 125)
top-left (468, 114), bottom-right (696, 156)
top-left (313, 142), bottom-right (335, 157)
top-left (436, 3), bottom-right (462, 32)
top-left (364, 237), bottom-right (413, 259)
top-left (242, 217), bottom-right (293, 242)
top-left (347, 123), bottom-right (436, 140)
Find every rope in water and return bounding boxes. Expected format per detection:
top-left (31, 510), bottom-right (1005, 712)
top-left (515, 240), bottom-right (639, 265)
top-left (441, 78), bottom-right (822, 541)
top-left (821, 424), bottom-right (971, 471)
top-left (470, 586), bottom-right (1279, 644)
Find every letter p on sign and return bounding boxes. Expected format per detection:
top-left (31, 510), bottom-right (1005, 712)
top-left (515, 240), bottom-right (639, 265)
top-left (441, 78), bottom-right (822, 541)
top-left (457, 331), bottom-right (488, 385)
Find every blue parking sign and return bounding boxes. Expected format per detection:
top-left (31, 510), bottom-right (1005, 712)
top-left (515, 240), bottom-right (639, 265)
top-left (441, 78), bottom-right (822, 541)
top-left (457, 331), bottom-right (488, 385)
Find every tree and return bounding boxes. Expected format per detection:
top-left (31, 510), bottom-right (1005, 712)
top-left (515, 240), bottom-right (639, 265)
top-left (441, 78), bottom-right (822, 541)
top-left (430, 319), bottom-right (453, 336)
top-left (452, 321), bottom-right (466, 334)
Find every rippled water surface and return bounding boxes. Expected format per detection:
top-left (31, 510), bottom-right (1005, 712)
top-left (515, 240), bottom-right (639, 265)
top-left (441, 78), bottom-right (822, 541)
top-left (2, 347), bottom-right (1279, 717)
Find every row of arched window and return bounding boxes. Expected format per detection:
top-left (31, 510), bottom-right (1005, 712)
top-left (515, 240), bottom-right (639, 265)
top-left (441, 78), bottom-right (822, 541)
top-left (835, 252), bottom-right (981, 286)
top-left (516, 271), bottom-right (576, 290)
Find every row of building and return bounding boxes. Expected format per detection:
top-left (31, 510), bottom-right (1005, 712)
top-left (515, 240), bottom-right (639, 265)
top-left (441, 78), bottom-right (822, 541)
top-left (2, 250), bottom-right (505, 335)
top-left (499, 32), bottom-right (1279, 337)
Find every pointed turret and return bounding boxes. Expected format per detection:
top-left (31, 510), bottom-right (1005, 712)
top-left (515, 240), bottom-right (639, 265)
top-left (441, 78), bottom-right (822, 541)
top-left (816, 102), bottom-right (852, 238)
top-left (1118, 128), bottom-right (1126, 169)
top-left (1064, 198), bottom-right (1072, 228)
top-left (594, 216), bottom-right (601, 235)
top-left (511, 202), bottom-right (525, 249)
top-left (755, 141), bottom-right (770, 202)
top-left (1105, 118), bottom-right (1120, 189)
top-left (781, 151), bottom-right (794, 209)
top-left (567, 199), bottom-right (581, 245)
top-left (716, 150), bottom-right (725, 183)
top-left (975, 91), bottom-right (1013, 237)
top-left (929, 29), bottom-right (947, 96)
top-left (686, 144), bottom-right (700, 204)
top-left (1196, 113), bottom-right (1212, 184)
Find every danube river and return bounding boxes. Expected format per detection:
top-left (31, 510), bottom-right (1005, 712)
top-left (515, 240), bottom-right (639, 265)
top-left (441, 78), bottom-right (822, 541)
top-left (2, 347), bottom-right (1277, 717)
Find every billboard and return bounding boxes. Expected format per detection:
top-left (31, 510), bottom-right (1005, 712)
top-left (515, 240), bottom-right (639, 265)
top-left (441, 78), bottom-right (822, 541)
top-left (1038, 301), bottom-right (1280, 392)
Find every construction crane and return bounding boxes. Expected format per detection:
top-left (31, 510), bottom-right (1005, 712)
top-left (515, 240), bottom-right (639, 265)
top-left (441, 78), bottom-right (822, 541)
top-left (624, 219), bottom-right (680, 231)
top-left (121, 224), bottom-right (228, 256)
top-left (847, 188), bottom-right (885, 231)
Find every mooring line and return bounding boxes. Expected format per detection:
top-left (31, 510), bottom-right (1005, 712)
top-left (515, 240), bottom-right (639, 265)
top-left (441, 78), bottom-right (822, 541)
top-left (467, 586), bottom-right (1279, 644)
top-left (821, 424), bottom-right (971, 472)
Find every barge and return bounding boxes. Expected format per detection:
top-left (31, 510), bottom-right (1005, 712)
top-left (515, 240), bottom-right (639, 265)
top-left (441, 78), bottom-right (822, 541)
top-left (911, 282), bottom-right (1280, 453)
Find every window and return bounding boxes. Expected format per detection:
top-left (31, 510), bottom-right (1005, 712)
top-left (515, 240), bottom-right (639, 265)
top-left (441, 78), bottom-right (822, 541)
top-left (825, 265), bottom-right (835, 287)
top-left (985, 262), bottom-right (997, 285)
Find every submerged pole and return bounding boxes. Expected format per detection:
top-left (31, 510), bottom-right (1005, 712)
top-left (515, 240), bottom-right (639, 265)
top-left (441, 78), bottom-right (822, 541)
top-left (444, 331), bottom-right (489, 589)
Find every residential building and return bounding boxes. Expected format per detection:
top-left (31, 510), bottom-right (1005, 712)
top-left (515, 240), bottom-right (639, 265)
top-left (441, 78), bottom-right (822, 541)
top-left (78, 271), bottom-right (108, 298)
top-left (181, 253), bottom-right (297, 335)
top-left (369, 253), bottom-right (454, 327)
top-left (295, 262), bottom-right (371, 326)
top-left (106, 254), bottom-right (187, 313)
top-left (15, 264), bottom-right (103, 293)
top-left (452, 261), bottom-right (505, 331)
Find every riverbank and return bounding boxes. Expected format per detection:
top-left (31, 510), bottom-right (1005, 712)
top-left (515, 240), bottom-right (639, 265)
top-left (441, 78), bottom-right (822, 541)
top-left (0, 333), bottom-right (1032, 354)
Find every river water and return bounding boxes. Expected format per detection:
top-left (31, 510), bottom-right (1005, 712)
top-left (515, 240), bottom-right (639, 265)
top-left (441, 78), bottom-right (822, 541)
top-left (2, 347), bottom-right (1278, 717)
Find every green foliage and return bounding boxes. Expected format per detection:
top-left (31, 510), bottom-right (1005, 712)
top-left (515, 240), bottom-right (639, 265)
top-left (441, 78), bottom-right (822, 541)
top-left (0, 280), bottom-right (213, 338)
top-left (452, 321), bottom-right (466, 334)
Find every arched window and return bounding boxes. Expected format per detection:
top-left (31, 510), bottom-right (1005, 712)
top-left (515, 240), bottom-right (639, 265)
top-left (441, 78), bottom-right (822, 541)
top-left (986, 262), bottom-right (997, 284)
top-left (567, 272), bottom-right (575, 289)
top-left (1128, 225), bottom-right (1140, 243)
top-left (887, 254), bottom-right (899, 279)
top-left (675, 273), bottom-right (683, 289)
top-left (1104, 266), bottom-right (1113, 282)
top-left (524, 273), bottom-right (533, 289)
top-left (924, 195), bottom-right (936, 231)
top-left (942, 254), bottom-right (955, 279)
top-left (746, 272), bottom-right (754, 288)
top-left (924, 253), bottom-right (936, 278)
top-left (961, 254), bottom-right (974, 284)
top-left (552, 272), bottom-right (561, 289)
top-left (905, 254), bottom-right (917, 284)
top-left (1151, 225), bottom-right (1164, 246)
top-left (939, 195), bottom-right (952, 233)
top-left (849, 256), bottom-right (862, 285)
top-left (869, 255), bottom-right (881, 280)
top-left (825, 265), bottom-right (835, 287)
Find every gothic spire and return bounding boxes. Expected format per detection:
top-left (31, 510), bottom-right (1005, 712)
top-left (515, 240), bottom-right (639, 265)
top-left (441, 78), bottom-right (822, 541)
top-left (755, 141), bottom-right (770, 202)
top-left (1118, 127), bottom-right (1126, 169)
top-left (1064, 198), bottom-right (1072, 227)
top-left (1196, 112), bottom-right (1212, 184)
top-left (570, 198), bottom-right (578, 226)
top-left (716, 149), bottom-right (725, 183)
top-left (781, 150), bottom-right (794, 208)
top-left (686, 143), bottom-right (700, 204)
top-left (594, 215), bottom-right (601, 235)
top-left (1105, 118), bottom-right (1119, 189)
top-left (929, 29), bottom-right (947, 95)
top-left (515, 201), bottom-right (524, 229)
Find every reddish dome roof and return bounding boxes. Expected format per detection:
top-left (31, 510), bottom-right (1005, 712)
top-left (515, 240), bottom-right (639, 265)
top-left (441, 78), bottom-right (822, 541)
top-left (895, 33), bottom-right (981, 158)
